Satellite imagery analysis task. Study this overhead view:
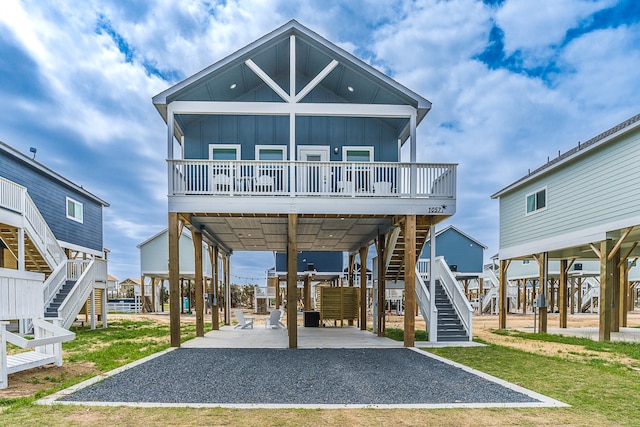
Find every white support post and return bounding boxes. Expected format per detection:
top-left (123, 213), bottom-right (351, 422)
top-left (429, 224), bottom-right (438, 342)
top-left (90, 289), bottom-right (96, 330)
top-left (290, 112), bottom-right (296, 196)
top-left (167, 104), bottom-right (175, 196)
top-left (17, 227), bottom-right (25, 271)
top-left (1, 321), bottom-right (7, 389)
top-left (102, 288), bottom-right (108, 328)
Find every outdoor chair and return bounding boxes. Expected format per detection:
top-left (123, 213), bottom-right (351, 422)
top-left (265, 309), bottom-right (285, 329)
top-left (213, 173), bottom-right (232, 191)
top-left (254, 174), bottom-right (275, 192)
top-left (234, 309), bottom-right (255, 329)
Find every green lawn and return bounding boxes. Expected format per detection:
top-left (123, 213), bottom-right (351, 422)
top-left (2, 319), bottom-right (640, 426)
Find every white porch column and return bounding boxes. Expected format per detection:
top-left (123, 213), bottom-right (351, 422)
top-left (102, 286), bottom-right (108, 328)
top-left (90, 289), bottom-right (96, 330)
top-left (409, 111), bottom-right (417, 197)
top-left (167, 103), bottom-right (175, 196)
top-left (429, 224), bottom-right (438, 342)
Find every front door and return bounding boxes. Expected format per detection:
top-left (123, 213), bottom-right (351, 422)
top-left (297, 146), bottom-right (330, 193)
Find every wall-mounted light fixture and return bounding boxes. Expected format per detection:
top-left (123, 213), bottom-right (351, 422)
top-left (333, 147), bottom-right (339, 154)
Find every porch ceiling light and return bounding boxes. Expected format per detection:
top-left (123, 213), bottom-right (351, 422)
top-left (347, 86), bottom-right (354, 92)
top-left (230, 83), bottom-right (237, 89)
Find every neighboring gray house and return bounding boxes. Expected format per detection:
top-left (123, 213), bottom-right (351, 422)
top-left (152, 20), bottom-right (463, 347)
top-left (0, 141), bottom-right (108, 257)
top-left (492, 113), bottom-right (640, 340)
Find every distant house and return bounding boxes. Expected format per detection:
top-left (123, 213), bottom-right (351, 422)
top-left (137, 229), bottom-right (216, 314)
top-left (0, 141), bottom-right (109, 332)
top-left (492, 113), bottom-right (640, 340)
top-left (420, 226), bottom-right (486, 277)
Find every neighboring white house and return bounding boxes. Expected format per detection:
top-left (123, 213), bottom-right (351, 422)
top-left (152, 20), bottom-right (463, 347)
top-left (492, 113), bottom-right (640, 340)
top-left (137, 228), bottom-right (217, 314)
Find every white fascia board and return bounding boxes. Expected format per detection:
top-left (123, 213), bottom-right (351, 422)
top-left (168, 101), bottom-right (415, 118)
top-left (168, 195), bottom-right (456, 216)
top-left (492, 116), bottom-right (640, 199)
top-left (57, 240), bottom-right (104, 258)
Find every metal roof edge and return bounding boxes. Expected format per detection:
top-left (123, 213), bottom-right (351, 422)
top-left (491, 113), bottom-right (640, 199)
top-left (0, 141), bottom-right (109, 207)
top-left (152, 20), bottom-right (431, 120)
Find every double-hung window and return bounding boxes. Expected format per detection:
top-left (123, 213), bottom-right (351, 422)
top-left (66, 197), bottom-right (83, 223)
top-left (525, 187), bottom-right (547, 215)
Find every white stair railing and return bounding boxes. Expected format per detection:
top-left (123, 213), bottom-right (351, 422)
top-left (417, 257), bottom-right (473, 342)
top-left (581, 277), bottom-right (600, 313)
top-left (415, 268), bottom-right (435, 340)
top-left (57, 260), bottom-right (98, 329)
top-left (432, 257), bottom-right (473, 341)
top-left (0, 177), bottom-right (66, 270)
top-left (482, 286), bottom-right (498, 314)
top-left (42, 261), bottom-right (67, 311)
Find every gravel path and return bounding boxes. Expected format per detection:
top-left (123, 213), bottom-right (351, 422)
top-left (61, 348), bottom-right (538, 405)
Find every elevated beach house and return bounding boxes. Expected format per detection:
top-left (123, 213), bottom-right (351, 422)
top-left (492, 113), bottom-right (640, 340)
top-left (0, 141), bottom-right (108, 388)
top-left (153, 21), bottom-right (462, 347)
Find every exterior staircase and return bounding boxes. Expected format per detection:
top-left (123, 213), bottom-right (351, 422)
top-left (383, 216), bottom-right (472, 342)
top-left (434, 280), bottom-right (469, 341)
top-left (44, 280), bottom-right (76, 319)
top-left (1, 176), bottom-right (106, 330)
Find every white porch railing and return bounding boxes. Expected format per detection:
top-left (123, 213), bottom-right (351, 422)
top-left (169, 160), bottom-right (457, 198)
top-left (0, 268), bottom-right (45, 320)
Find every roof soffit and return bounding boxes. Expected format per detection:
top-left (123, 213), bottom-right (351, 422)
top-left (153, 20), bottom-right (431, 124)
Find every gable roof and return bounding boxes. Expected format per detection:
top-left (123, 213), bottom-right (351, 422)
top-left (152, 20), bottom-right (431, 142)
top-left (492, 113), bottom-right (640, 199)
top-left (0, 141), bottom-right (109, 207)
top-left (435, 225), bottom-right (487, 249)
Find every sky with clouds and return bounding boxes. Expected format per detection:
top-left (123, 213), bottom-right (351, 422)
top-left (1, 0), bottom-right (639, 284)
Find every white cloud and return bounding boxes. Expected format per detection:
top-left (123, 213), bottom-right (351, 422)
top-left (495, 0), bottom-right (617, 59)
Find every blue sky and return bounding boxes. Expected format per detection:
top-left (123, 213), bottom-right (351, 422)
top-left (1, 0), bottom-right (639, 284)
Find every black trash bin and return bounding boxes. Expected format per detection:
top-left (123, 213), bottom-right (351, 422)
top-left (304, 310), bottom-right (320, 327)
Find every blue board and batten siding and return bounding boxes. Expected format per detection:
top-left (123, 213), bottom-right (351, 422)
top-left (180, 77), bottom-right (401, 162)
top-left (275, 251), bottom-right (343, 273)
top-left (421, 227), bottom-right (485, 274)
top-left (0, 147), bottom-right (106, 253)
top-left (498, 125), bottom-right (640, 255)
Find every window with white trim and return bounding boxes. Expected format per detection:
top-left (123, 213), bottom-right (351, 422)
top-left (208, 144), bottom-right (241, 160)
top-left (525, 187), bottom-right (547, 214)
top-left (255, 145), bottom-right (286, 160)
top-left (342, 146), bottom-right (374, 162)
top-left (66, 197), bottom-right (83, 223)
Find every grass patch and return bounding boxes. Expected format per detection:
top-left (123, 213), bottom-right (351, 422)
top-left (492, 329), bottom-right (640, 360)
top-left (429, 342), bottom-right (640, 426)
top-left (385, 327), bottom-right (428, 341)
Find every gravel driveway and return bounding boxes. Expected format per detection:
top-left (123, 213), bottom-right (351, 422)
top-left (60, 348), bottom-right (546, 406)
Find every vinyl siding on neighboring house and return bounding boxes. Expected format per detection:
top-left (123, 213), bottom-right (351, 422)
top-left (0, 149), bottom-right (105, 252)
top-left (498, 127), bottom-right (640, 251)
